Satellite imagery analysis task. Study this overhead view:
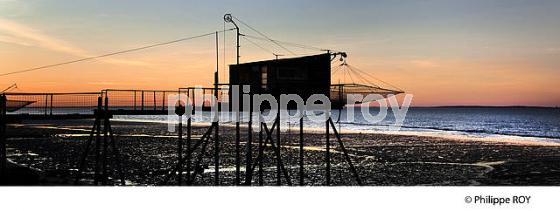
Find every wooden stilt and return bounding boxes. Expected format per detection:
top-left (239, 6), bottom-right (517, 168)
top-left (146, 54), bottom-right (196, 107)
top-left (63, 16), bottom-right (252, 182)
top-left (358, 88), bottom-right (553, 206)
top-left (101, 97), bottom-right (110, 185)
top-left (275, 112), bottom-right (281, 186)
top-left (186, 117), bottom-right (192, 185)
top-left (326, 118), bottom-right (331, 186)
top-left (214, 121), bottom-right (219, 185)
top-left (245, 96), bottom-right (253, 185)
top-left (258, 121), bottom-right (264, 186)
top-left (328, 118), bottom-right (362, 185)
top-left (260, 121), bottom-right (292, 185)
top-left (94, 97), bottom-right (102, 185)
top-left (162, 123), bottom-right (215, 185)
top-left (299, 117), bottom-right (304, 186)
top-left (235, 121), bottom-right (240, 185)
top-left (177, 115), bottom-right (183, 185)
top-left (74, 113), bottom-right (99, 185)
top-left (107, 121), bottom-right (125, 185)
top-left (75, 96), bottom-right (125, 186)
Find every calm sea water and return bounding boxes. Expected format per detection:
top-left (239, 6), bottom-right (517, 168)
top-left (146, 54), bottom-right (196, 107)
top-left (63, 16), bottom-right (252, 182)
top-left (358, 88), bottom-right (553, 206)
top-left (11, 106), bottom-right (560, 140)
top-left (112, 107), bottom-right (560, 140)
top-left (337, 107), bottom-right (560, 139)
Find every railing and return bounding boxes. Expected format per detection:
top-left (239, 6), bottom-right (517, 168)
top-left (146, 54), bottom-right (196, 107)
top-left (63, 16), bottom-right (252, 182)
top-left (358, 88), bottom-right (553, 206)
top-left (101, 89), bottom-right (177, 112)
top-left (2, 92), bottom-right (102, 116)
top-left (2, 84), bottom-right (363, 118)
top-left (179, 85), bottom-right (230, 108)
top-left (2, 87), bottom-right (231, 119)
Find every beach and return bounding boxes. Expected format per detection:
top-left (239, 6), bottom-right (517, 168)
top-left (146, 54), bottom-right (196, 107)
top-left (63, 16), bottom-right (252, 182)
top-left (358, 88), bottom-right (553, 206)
top-left (3, 119), bottom-right (560, 186)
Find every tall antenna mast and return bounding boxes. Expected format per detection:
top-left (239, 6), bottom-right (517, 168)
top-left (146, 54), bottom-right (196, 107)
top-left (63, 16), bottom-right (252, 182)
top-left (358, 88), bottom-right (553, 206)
top-left (224, 13), bottom-right (242, 185)
top-left (224, 14), bottom-right (240, 65)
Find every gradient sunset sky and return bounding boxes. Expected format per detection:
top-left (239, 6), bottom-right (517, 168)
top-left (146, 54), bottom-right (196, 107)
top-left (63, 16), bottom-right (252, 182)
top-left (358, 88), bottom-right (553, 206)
top-left (1, 0), bottom-right (559, 106)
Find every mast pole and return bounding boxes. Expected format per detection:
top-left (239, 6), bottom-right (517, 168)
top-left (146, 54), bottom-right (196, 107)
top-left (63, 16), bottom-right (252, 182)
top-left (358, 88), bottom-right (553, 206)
top-left (224, 13), bottom-right (242, 185)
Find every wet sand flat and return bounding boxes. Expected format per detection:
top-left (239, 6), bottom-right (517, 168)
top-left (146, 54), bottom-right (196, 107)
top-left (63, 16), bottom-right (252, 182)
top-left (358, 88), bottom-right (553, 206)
top-left (4, 119), bottom-right (560, 186)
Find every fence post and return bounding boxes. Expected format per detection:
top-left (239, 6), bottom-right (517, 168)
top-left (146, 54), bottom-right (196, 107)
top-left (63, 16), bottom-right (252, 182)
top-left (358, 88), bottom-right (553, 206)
top-left (133, 91), bottom-right (137, 110)
top-left (44, 94), bottom-right (48, 115)
top-left (141, 91), bottom-right (144, 111)
top-left (49, 94), bottom-right (53, 115)
top-left (153, 91), bottom-right (156, 111)
top-left (162, 91), bottom-right (166, 111)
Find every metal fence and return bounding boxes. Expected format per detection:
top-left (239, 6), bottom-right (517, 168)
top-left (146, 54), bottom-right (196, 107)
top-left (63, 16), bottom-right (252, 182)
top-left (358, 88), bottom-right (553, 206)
top-left (101, 89), bottom-right (177, 112)
top-left (3, 92), bottom-right (102, 116)
top-left (179, 86), bottom-right (230, 108)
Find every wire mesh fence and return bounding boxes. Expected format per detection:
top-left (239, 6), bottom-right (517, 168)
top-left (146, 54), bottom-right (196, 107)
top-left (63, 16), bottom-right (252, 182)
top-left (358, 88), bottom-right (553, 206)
top-left (179, 86), bottom-right (230, 108)
top-left (3, 92), bottom-right (102, 115)
top-left (1, 88), bottom-right (230, 118)
top-left (102, 89), bottom-right (177, 112)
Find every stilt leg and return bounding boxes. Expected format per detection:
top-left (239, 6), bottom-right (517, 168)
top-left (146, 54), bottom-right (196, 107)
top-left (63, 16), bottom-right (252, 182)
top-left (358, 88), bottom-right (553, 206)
top-left (214, 121), bottom-right (219, 185)
top-left (275, 114), bottom-right (281, 186)
top-left (245, 107), bottom-right (253, 185)
top-left (326, 118), bottom-right (331, 186)
top-left (186, 118), bottom-right (191, 185)
top-left (258, 122), bottom-right (264, 186)
top-left (329, 118), bottom-right (362, 185)
top-left (299, 117), bottom-right (304, 186)
top-left (235, 121), bottom-right (240, 185)
top-left (74, 117), bottom-right (98, 184)
top-left (94, 97), bottom-right (102, 185)
top-left (177, 116), bottom-right (183, 185)
top-left (108, 122), bottom-right (125, 185)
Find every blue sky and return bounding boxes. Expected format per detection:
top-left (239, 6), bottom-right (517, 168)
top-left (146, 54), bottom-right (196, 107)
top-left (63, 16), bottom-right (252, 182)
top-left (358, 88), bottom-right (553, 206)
top-left (1, 0), bottom-right (559, 106)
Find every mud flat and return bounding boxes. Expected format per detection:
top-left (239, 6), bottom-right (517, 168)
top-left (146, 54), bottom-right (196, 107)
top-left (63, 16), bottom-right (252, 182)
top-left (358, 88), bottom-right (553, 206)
top-left (3, 119), bottom-right (560, 186)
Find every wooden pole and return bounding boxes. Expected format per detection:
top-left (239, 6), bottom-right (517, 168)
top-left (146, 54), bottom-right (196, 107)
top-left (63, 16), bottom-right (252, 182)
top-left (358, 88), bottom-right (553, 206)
top-left (326, 118), bottom-right (331, 186)
top-left (214, 118), bottom-right (220, 186)
top-left (245, 96), bottom-right (253, 185)
top-left (299, 116), bottom-right (304, 186)
top-left (214, 31), bottom-right (220, 186)
top-left (235, 121), bottom-right (240, 185)
top-left (94, 97), bottom-right (102, 185)
top-left (101, 96), bottom-right (109, 185)
top-left (74, 113), bottom-right (99, 184)
top-left (258, 121), bottom-right (264, 186)
top-left (186, 117), bottom-right (192, 185)
top-left (177, 115), bottom-right (183, 185)
top-left (275, 111), bottom-right (281, 185)
top-left (329, 118), bottom-right (362, 185)
top-left (107, 121), bottom-right (125, 185)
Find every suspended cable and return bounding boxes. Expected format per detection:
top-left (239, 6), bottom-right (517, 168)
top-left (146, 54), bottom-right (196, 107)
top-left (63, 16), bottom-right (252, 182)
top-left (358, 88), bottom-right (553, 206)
top-left (345, 64), bottom-right (380, 88)
top-left (348, 64), bottom-right (401, 91)
top-left (243, 34), bottom-right (332, 52)
top-left (347, 66), bottom-right (379, 88)
top-left (241, 36), bottom-right (277, 56)
top-left (347, 64), bottom-right (404, 92)
top-left (349, 66), bottom-right (372, 86)
top-left (346, 65), bottom-right (356, 84)
top-left (331, 63), bottom-right (342, 77)
top-left (0, 28), bottom-right (236, 77)
top-left (232, 16), bottom-right (297, 56)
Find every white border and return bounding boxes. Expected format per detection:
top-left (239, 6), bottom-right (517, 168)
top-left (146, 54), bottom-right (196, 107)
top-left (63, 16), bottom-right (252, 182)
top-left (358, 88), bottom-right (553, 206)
top-left (0, 187), bottom-right (558, 211)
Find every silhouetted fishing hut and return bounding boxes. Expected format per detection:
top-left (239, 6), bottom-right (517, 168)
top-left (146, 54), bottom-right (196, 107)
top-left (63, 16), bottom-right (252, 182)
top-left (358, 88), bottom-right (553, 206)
top-left (229, 53), bottom-right (331, 109)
